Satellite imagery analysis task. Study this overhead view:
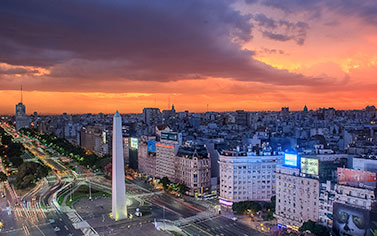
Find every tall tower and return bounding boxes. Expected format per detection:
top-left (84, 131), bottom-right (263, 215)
top-left (15, 85), bottom-right (29, 131)
top-left (112, 111), bottom-right (127, 220)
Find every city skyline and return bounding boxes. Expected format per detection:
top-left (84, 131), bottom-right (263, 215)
top-left (1, 0), bottom-right (377, 114)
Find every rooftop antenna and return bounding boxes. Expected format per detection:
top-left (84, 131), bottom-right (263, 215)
top-left (207, 104), bottom-right (209, 112)
top-left (20, 85), bottom-right (23, 103)
top-left (168, 96), bottom-right (170, 110)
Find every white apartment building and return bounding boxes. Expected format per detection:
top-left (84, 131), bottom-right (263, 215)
top-left (219, 151), bottom-right (282, 212)
top-left (274, 165), bottom-right (320, 230)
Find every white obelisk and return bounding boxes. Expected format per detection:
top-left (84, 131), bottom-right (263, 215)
top-left (112, 110), bottom-right (127, 220)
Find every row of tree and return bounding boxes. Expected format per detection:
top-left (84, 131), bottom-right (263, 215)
top-left (20, 128), bottom-right (111, 172)
top-left (14, 161), bottom-right (50, 189)
top-left (232, 196), bottom-right (275, 220)
top-left (0, 127), bottom-right (25, 168)
top-left (159, 176), bottom-right (188, 195)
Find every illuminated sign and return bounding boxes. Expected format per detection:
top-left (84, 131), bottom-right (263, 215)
top-left (130, 138), bottom-right (138, 150)
top-left (337, 168), bottom-right (377, 190)
top-left (147, 140), bottom-right (156, 153)
top-left (284, 153), bottom-right (299, 168)
top-left (102, 131), bottom-right (107, 144)
top-left (300, 158), bottom-right (319, 175)
top-left (156, 143), bottom-right (174, 149)
top-left (219, 199), bottom-right (233, 206)
top-left (161, 132), bottom-right (178, 141)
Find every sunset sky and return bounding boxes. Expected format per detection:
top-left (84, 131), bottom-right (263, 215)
top-left (1, 0), bottom-right (377, 114)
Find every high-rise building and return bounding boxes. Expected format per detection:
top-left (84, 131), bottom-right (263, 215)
top-left (332, 168), bottom-right (377, 236)
top-left (235, 110), bottom-right (249, 126)
top-left (80, 125), bottom-right (107, 156)
top-left (15, 87), bottom-right (30, 130)
top-left (112, 111), bottom-right (127, 220)
top-left (142, 108), bottom-right (161, 127)
top-left (274, 154), bottom-right (320, 230)
top-left (155, 131), bottom-right (181, 181)
top-left (219, 150), bottom-right (282, 213)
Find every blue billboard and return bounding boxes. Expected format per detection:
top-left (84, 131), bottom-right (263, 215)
top-left (147, 140), bottom-right (156, 153)
top-left (284, 153), bottom-right (299, 168)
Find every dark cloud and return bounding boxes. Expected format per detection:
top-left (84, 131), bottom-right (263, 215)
top-left (248, 0), bottom-right (377, 25)
top-left (253, 14), bottom-right (309, 45)
top-left (0, 0), bottom-right (326, 92)
top-left (0, 67), bottom-right (29, 75)
top-left (259, 48), bottom-right (285, 55)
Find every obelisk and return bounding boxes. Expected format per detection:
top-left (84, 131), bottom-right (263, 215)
top-left (112, 110), bottom-right (127, 220)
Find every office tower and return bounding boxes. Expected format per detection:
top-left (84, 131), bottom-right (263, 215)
top-left (15, 86), bottom-right (30, 130)
top-left (156, 130), bottom-right (181, 181)
top-left (112, 111), bottom-right (127, 220)
top-left (142, 108), bottom-right (161, 126)
top-left (235, 110), bottom-right (249, 126)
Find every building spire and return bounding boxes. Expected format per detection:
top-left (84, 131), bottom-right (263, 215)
top-left (20, 85), bottom-right (23, 103)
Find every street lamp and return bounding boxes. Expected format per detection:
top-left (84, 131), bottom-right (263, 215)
top-left (70, 184), bottom-right (73, 202)
top-left (88, 182), bottom-right (92, 200)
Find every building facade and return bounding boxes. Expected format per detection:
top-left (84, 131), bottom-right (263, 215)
top-left (274, 165), bottom-right (320, 230)
top-left (15, 102), bottom-right (30, 130)
top-left (175, 146), bottom-right (211, 196)
top-left (219, 151), bottom-right (282, 213)
top-left (155, 135), bottom-right (179, 181)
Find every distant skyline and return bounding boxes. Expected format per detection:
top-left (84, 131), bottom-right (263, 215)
top-left (1, 90), bottom-right (374, 116)
top-left (1, 0), bottom-right (377, 114)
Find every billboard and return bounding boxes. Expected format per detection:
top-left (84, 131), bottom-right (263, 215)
top-left (337, 168), bottom-right (377, 190)
top-left (130, 137), bottom-right (138, 150)
top-left (161, 132), bottom-right (178, 141)
top-left (219, 199), bottom-right (233, 206)
top-left (333, 202), bottom-right (373, 236)
top-left (284, 153), bottom-right (299, 168)
top-left (147, 140), bottom-right (156, 153)
top-left (300, 158), bottom-right (319, 175)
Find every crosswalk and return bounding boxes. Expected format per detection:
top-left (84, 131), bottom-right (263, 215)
top-left (174, 212), bottom-right (216, 226)
top-left (63, 207), bottom-right (99, 236)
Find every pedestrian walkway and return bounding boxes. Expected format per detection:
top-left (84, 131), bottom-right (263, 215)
top-left (173, 211), bottom-right (216, 226)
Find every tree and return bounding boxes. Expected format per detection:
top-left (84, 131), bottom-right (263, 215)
top-left (0, 172), bottom-right (7, 182)
top-left (14, 162), bottom-right (49, 189)
top-left (104, 163), bottom-right (112, 178)
top-left (177, 183), bottom-right (189, 194)
top-left (232, 201), bottom-right (262, 215)
top-left (299, 220), bottom-right (330, 236)
top-left (159, 177), bottom-right (171, 190)
top-left (8, 156), bottom-right (24, 168)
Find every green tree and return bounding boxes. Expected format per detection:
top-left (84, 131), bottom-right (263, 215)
top-left (8, 156), bottom-right (24, 168)
top-left (15, 162), bottom-right (49, 189)
top-left (232, 201), bottom-right (262, 215)
top-left (177, 183), bottom-right (189, 194)
top-left (299, 220), bottom-right (330, 236)
top-left (159, 177), bottom-right (171, 190)
top-left (0, 172), bottom-right (7, 181)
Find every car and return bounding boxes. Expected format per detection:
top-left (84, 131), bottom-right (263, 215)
top-left (54, 227), bottom-right (60, 232)
top-left (231, 217), bottom-right (238, 221)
